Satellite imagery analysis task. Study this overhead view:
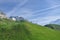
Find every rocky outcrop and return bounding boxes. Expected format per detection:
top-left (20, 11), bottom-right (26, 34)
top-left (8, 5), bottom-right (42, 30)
top-left (0, 11), bottom-right (7, 18)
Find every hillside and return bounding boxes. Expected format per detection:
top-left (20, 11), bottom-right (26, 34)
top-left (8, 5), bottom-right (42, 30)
top-left (0, 19), bottom-right (60, 40)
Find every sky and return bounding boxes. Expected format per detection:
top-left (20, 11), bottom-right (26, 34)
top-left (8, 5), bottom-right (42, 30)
top-left (0, 0), bottom-right (60, 25)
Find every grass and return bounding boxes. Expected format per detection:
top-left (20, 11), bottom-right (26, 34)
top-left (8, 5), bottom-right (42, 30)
top-left (0, 19), bottom-right (60, 40)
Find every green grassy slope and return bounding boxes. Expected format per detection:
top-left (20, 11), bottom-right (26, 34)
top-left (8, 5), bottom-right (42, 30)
top-left (0, 19), bottom-right (60, 40)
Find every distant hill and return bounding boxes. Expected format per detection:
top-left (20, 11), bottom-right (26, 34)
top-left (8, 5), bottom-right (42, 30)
top-left (46, 19), bottom-right (60, 30)
top-left (45, 24), bottom-right (60, 30)
top-left (0, 19), bottom-right (60, 40)
top-left (50, 19), bottom-right (60, 25)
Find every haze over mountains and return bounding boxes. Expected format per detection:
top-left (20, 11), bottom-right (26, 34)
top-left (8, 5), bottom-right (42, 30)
top-left (50, 19), bottom-right (60, 25)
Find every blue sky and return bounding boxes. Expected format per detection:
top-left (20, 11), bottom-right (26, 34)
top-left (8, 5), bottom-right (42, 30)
top-left (0, 0), bottom-right (60, 25)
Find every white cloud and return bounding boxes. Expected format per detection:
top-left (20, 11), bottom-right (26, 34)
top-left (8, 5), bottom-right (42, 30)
top-left (33, 5), bottom-right (60, 14)
top-left (30, 0), bottom-right (60, 17)
top-left (12, 8), bottom-right (33, 18)
top-left (7, 0), bottom-right (60, 25)
top-left (8, 0), bottom-right (28, 16)
top-left (6, 0), bottom-right (60, 25)
top-left (29, 16), bottom-right (60, 25)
